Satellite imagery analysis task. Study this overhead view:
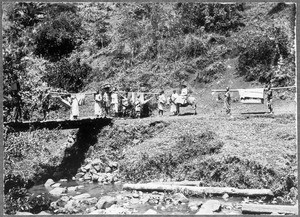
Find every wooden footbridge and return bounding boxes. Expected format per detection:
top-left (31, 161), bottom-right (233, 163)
top-left (3, 117), bottom-right (113, 132)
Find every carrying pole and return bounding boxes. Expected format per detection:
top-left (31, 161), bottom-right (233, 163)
top-left (211, 86), bottom-right (296, 93)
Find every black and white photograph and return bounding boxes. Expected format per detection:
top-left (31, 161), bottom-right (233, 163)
top-left (2, 1), bottom-right (298, 215)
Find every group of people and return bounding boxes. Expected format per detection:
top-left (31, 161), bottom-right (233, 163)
top-left (157, 83), bottom-right (190, 116)
top-left (92, 86), bottom-right (154, 119)
top-left (7, 74), bottom-right (275, 122)
top-left (223, 84), bottom-right (274, 116)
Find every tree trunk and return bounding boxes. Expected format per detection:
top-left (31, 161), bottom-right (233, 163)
top-left (123, 183), bottom-right (274, 197)
top-left (242, 204), bottom-right (298, 215)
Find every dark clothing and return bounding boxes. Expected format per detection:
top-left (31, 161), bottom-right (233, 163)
top-left (266, 90), bottom-right (273, 101)
top-left (224, 91), bottom-right (231, 115)
top-left (266, 89), bottom-right (273, 113)
top-left (12, 94), bottom-right (22, 122)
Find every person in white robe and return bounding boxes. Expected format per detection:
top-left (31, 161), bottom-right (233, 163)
top-left (69, 95), bottom-right (79, 120)
top-left (170, 90), bottom-right (178, 115)
top-left (158, 91), bottom-right (166, 116)
top-left (94, 90), bottom-right (102, 118)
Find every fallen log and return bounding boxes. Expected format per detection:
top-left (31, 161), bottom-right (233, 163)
top-left (122, 183), bottom-right (273, 197)
top-left (148, 181), bottom-right (201, 186)
top-left (242, 204), bottom-right (298, 215)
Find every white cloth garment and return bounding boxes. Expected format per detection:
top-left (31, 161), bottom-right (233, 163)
top-left (94, 93), bottom-right (102, 116)
top-left (111, 93), bottom-right (119, 112)
top-left (76, 93), bottom-right (86, 106)
top-left (70, 96), bottom-right (79, 119)
top-left (158, 94), bottom-right (166, 111)
top-left (170, 93), bottom-right (178, 113)
top-left (238, 88), bottom-right (264, 104)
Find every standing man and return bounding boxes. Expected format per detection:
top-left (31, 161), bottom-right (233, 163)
top-left (111, 87), bottom-right (119, 117)
top-left (41, 90), bottom-right (51, 120)
top-left (69, 95), bottom-right (79, 120)
top-left (180, 83), bottom-right (188, 104)
top-left (10, 74), bottom-right (22, 122)
top-left (94, 90), bottom-right (102, 118)
top-left (265, 84), bottom-right (274, 114)
top-left (158, 90), bottom-right (166, 116)
top-left (224, 87), bottom-right (231, 116)
top-left (170, 90), bottom-right (178, 115)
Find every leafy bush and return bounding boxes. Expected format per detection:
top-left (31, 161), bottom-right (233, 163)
top-left (196, 61), bottom-right (226, 83)
top-left (4, 174), bottom-right (52, 215)
top-left (175, 3), bottom-right (245, 35)
top-left (182, 34), bottom-right (207, 58)
top-left (43, 58), bottom-right (92, 92)
top-left (120, 130), bottom-right (224, 182)
top-left (238, 28), bottom-right (291, 84)
top-left (34, 12), bottom-right (83, 62)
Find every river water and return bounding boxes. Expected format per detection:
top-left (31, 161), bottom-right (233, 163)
top-left (29, 180), bottom-right (247, 215)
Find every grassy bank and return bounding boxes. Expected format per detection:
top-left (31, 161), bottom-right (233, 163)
top-left (89, 113), bottom-right (297, 202)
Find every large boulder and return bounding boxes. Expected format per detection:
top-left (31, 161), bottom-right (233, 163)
top-left (44, 179), bottom-right (55, 188)
top-left (49, 187), bottom-right (66, 197)
top-left (95, 196), bottom-right (117, 209)
top-left (196, 200), bottom-right (221, 214)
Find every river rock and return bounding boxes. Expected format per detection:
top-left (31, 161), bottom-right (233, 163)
top-left (92, 174), bottom-right (99, 182)
top-left (67, 186), bottom-right (78, 192)
top-left (196, 200), bottom-right (221, 214)
top-left (93, 164), bottom-right (102, 172)
top-left (188, 201), bottom-right (203, 212)
top-left (105, 204), bottom-right (130, 214)
top-left (132, 192), bottom-right (140, 198)
top-left (49, 187), bottom-right (66, 197)
top-left (95, 196), bottom-right (117, 209)
top-left (89, 209), bottom-right (105, 214)
top-left (172, 193), bottom-right (189, 204)
top-left (56, 196), bottom-right (71, 207)
top-left (36, 211), bottom-right (51, 215)
top-left (44, 179), bottom-right (55, 188)
top-left (51, 183), bottom-right (61, 188)
top-left (60, 179), bottom-right (68, 182)
top-left (77, 185), bottom-right (84, 189)
top-left (75, 172), bottom-right (85, 179)
top-left (64, 200), bottom-right (78, 213)
top-left (16, 211), bottom-right (33, 215)
top-left (108, 161), bottom-right (118, 168)
top-left (106, 173), bottom-right (114, 183)
top-left (97, 173), bottom-right (107, 182)
top-left (144, 209), bottom-right (158, 214)
top-left (84, 163), bottom-right (92, 171)
top-left (72, 193), bottom-right (91, 200)
top-left (80, 197), bottom-right (98, 205)
top-left (222, 193), bottom-right (229, 201)
top-left (91, 159), bottom-right (102, 165)
top-left (105, 166), bottom-right (111, 173)
top-left (83, 173), bottom-right (92, 181)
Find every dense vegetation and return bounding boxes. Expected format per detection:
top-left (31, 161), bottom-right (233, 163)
top-left (3, 2), bottom-right (296, 121)
top-left (3, 2), bottom-right (297, 214)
